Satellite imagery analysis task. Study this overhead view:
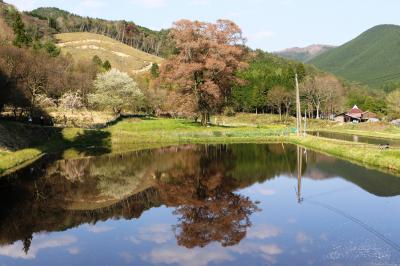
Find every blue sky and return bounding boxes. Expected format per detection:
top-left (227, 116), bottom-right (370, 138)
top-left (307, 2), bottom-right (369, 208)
top-left (6, 0), bottom-right (400, 51)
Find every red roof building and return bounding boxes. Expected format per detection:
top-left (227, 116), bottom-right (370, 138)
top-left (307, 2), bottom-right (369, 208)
top-left (335, 105), bottom-right (379, 123)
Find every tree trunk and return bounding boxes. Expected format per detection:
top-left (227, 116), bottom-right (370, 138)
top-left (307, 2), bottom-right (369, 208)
top-left (200, 112), bottom-right (208, 126)
top-left (316, 104), bottom-right (320, 119)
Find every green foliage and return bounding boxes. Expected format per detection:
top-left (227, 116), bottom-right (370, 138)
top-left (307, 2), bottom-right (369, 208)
top-left (386, 90), bottom-right (400, 119)
top-left (310, 25), bottom-right (400, 88)
top-left (11, 10), bottom-right (32, 47)
top-left (92, 55), bottom-right (102, 67)
top-left (346, 87), bottom-right (387, 114)
top-left (232, 51), bottom-right (307, 113)
top-left (150, 63), bottom-right (160, 78)
top-left (43, 41), bottom-right (60, 57)
top-left (102, 60), bottom-right (111, 71)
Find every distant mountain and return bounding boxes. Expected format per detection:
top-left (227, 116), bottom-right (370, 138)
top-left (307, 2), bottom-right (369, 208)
top-left (310, 24), bottom-right (400, 88)
top-left (275, 44), bottom-right (335, 63)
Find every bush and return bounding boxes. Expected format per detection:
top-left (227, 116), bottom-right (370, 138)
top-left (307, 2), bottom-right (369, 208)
top-left (223, 106), bottom-right (236, 117)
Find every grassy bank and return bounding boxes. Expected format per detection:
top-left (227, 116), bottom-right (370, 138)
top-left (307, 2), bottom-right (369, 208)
top-left (1, 116), bottom-right (400, 176)
top-left (290, 136), bottom-right (400, 175)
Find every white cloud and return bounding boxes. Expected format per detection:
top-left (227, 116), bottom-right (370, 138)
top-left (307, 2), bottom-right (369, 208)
top-left (137, 224), bottom-right (172, 244)
top-left (229, 242), bottom-right (283, 263)
top-left (296, 232), bottom-right (313, 244)
top-left (247, 224), bottom-right (281, 239)
top-left (68, 247), bottom-right (80, 255)
top-left (130, 0), bottom-right (167, 8)
top-left (119, 251), bottom-right (135, 264)
top-left (257, 187), bottom-right (276, 196)
top-left (141, 245), bottom-right (234, 266)
top-left (87, 225), bottom-right (114, 234)
top-left (0, 235), bottom-right (77, 260)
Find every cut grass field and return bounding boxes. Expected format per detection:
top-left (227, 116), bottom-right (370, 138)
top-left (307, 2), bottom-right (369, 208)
top-left (55, 32), bottom-right (163, 75)
top-left (1, 114), bottom-right (400, 177)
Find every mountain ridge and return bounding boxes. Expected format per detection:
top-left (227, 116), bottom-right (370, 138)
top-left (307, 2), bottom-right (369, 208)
top-left (275, 44), bottom-right (335, 62)
top-left (310, 24), bottom-right (400, 88)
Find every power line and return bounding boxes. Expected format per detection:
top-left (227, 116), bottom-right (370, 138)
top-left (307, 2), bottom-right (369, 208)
top-left (305, 199), bottom-right (400, 253)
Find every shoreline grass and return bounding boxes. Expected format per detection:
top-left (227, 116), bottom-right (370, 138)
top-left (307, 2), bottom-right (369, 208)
top-left (1, 116), bottom-right (400, 177)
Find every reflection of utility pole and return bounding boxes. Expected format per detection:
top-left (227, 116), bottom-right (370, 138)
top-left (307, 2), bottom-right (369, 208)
top-left (304, 108), bottom-right (307, 137)
top-left (297, 146), bottom-right (303, 204)
top-left (295, 74), bottom-right (301, 136)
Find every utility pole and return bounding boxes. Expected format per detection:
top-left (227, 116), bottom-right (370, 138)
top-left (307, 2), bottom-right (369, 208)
top-left (295, 73), bottom-right (301, 136)
top-left (304, 108), bottom-right (307, 137)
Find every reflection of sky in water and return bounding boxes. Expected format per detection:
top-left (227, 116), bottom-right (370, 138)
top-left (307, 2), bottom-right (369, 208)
top-left (1, 174), bottom-right (399, 266)
top-left (1, 143), bottom-right (400, 266)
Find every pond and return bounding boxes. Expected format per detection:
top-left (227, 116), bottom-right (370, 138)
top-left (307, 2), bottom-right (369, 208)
top-left (308, 131), bottom-right (400, 147)
top-left (1, 144), bottom-right (400, 266)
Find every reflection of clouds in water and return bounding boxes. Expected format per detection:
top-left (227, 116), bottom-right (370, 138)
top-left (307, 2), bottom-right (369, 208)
top-left (296, 232), bottom-right (313, 244)
top-left (141, 241), bottom-right (283, 266)
top-left (141, 245), bottom-right (234, 266)
top-left (258, 187), bottom-right (276, 196)
top-left (247, 224), bottom-right (281, 239)
top-left (0, 235), bottom-right (77, 259)
top-left (119, 251), bottom-right (134, 264)
top-left (247, 185), bottom-right (276, 197)
top-left (87, 225), bottom-right (114, 234)
top-left (230, 242), bottom-right (283, 263)
top-left (126, 236), bottom-right (141, 244)
top-left (68, 247), bottom-right (80, 255)
top-left (137, 224), bottom-right (172, 244)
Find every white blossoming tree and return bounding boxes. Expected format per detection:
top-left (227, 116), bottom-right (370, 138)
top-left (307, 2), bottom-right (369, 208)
top-left (89, 69), bottom-right (144, 115)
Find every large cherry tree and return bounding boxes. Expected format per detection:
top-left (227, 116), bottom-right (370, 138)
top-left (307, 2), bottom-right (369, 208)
top-left (158, 19), bottom-right (247, 125)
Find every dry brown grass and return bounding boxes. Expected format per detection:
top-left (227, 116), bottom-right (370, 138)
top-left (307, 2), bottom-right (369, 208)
top-left (55, 32), bottom-right (163, 75)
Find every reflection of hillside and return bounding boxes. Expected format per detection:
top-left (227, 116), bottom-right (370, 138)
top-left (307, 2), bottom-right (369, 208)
top-left (0, 145), bottom-right (265, 249)
top-left (307, 154), bottom-right (400, 197)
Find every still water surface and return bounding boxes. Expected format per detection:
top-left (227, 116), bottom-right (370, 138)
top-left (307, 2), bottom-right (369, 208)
top-left (309, 131), bottom-right (400, 147)
top-left (1, 144), bottom-right (400, 266)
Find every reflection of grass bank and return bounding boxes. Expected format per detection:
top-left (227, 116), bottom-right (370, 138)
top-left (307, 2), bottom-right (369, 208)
top-left (291, 136), bottom-right (400, 175)
top-left (1, 117), bottom-right (400, 177)
top-left (0, 125), bottom-right (111, 176)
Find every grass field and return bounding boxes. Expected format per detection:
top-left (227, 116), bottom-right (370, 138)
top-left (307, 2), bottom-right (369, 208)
top-left (55, 32), bottom-right (163, 75)
top-left (1, 115), bottom-right (400, 177)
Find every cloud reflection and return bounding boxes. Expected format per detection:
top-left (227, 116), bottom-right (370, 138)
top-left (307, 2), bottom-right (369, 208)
top-left (137, 224), bottom-right (172, 244)
top-left (141, 245), bottom-right (234, 266)
top-left (0, 235), bottom-right (77, 260)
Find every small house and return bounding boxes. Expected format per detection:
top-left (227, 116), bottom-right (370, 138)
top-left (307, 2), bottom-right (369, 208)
top-left (334, 105), bottom-right (379, 123)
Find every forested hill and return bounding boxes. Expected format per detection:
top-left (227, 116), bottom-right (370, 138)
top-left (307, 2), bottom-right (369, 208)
top-left (26, 7), bottom-right (175, 58)
top-left (310, 24), bottom-right (400, 88)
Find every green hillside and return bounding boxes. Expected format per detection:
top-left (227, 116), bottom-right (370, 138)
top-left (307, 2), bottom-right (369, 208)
top-left (56, 32), bottom-right (163, 74)
top-left (310, 24), bottom-right (400, 88)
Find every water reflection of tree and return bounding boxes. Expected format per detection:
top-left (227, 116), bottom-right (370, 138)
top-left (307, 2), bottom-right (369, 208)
top-left (155, 145), bottom-right (260, 248)
top-left (173, 193), bottom-right (259, 248)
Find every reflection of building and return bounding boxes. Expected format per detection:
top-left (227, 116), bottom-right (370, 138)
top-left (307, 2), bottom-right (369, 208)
top-left (334, 105), bottom-right (379, 123)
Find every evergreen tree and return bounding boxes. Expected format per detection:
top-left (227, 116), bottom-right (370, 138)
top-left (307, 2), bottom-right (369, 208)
top-left (102, 60), bottom-right (112, 71)
top-left (92, 55), bottom-right (103, 67)
top-left (12, 11), bottom-right (31, 47)
top-left (150, 63), bottom-right (159, 78)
